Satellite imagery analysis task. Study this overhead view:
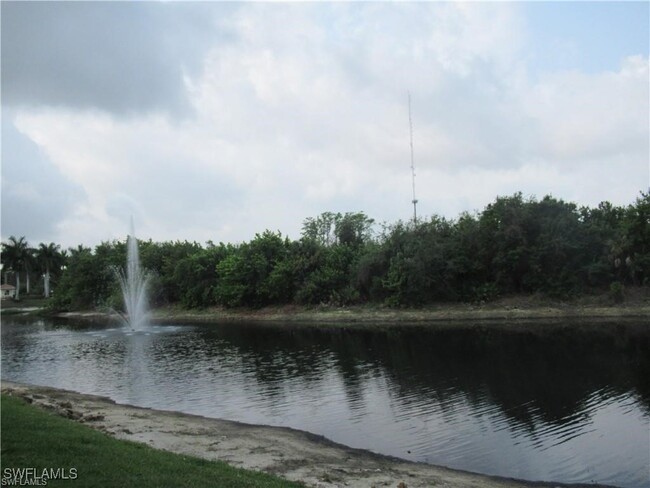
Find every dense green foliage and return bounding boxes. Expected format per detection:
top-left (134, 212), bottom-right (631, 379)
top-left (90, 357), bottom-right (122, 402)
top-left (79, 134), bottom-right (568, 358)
top-left (1, 394), bottom-right (303, 487)
top-left (3, 193), bottom-right (648, 310)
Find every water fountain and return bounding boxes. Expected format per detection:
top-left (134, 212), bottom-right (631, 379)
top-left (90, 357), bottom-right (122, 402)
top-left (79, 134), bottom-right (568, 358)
top-left (116, 220), bottom-right (150, 331)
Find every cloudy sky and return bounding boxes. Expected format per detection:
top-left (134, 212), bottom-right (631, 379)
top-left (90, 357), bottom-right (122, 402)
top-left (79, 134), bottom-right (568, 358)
top-left (2, 1), bottom-right (648, 248)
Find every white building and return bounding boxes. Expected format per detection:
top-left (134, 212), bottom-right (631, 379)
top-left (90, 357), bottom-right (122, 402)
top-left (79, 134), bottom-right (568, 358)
top-left (1, 284), bottom-right (16, 300)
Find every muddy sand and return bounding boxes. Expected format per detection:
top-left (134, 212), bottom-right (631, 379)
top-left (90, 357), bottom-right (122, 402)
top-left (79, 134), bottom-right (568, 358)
top-left (2, 380), bottom-right (601, 488)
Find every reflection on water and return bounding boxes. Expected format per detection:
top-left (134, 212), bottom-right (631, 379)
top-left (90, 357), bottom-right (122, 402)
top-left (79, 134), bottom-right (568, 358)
top-left (2, 317), bottom-right (649, 487)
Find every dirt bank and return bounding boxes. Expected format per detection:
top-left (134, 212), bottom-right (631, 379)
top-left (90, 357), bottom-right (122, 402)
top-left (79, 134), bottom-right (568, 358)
top-left (2, 381), bottom-right (586, 488)
top-left (37, 287), bottom-right (649, 326)
top-left (150, 304), bottom-right (650, 326)
top-left (150, 291), bottom-right (650, 326)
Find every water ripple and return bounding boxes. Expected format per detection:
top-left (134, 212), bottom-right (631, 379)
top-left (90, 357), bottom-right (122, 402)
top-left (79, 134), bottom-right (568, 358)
top-left (2, 318), bottom-right (649, 488)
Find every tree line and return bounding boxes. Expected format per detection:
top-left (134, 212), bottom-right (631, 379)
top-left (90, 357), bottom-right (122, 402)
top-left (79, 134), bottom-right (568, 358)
top-left (2, 192), bottom-right (648, 310)
top-left (1, 239), bottom-right (64, 300)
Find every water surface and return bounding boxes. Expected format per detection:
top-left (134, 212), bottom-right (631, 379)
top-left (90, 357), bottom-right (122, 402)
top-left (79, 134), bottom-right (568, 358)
top-left (2, 317), bottom-right (648, 487)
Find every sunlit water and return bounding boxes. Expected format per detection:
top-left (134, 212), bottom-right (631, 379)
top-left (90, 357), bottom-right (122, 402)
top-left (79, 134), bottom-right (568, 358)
top-left (2, 317), bottom-right (649, 487)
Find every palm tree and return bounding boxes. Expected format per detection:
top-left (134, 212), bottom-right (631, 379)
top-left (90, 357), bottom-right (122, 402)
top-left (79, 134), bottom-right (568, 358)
top-left (69, 244), bottom-right (91, 259)
top-left (36, 242), bottom-right (63, 298)
top-left (1, 236), bottom-right (29, 300)
top-left (24, 246), bottom-right (36, 295)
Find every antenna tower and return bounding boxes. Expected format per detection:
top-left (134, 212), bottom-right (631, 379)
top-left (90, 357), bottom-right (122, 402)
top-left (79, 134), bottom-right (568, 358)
top-left (408, 91), bottom-right (418, 224)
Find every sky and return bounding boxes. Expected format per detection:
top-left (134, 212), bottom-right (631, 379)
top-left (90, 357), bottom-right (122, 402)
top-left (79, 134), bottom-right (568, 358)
top-left (2, 1), bottom-right (649, 248)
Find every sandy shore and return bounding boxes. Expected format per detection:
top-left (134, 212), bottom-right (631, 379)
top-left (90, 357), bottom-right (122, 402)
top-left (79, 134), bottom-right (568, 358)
top-left (1, 380), bottom-right (587, 488)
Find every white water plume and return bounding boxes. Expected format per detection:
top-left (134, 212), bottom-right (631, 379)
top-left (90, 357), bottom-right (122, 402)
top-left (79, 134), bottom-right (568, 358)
top-left (116, 219), bottom-right (150, 330)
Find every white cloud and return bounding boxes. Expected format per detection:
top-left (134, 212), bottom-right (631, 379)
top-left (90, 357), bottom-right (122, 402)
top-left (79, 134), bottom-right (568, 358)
top-left (525, 55), bottom-right (649, 164)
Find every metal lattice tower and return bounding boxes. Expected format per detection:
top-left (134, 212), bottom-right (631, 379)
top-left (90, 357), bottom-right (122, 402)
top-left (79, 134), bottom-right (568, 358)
top-left (408, 91), bottom-right (418, 224)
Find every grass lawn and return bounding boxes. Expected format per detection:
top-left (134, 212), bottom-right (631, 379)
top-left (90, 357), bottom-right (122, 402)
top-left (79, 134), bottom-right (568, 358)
top-left (1, 395), bottom-right (302, 487)
top-left (1, 296), bottom-right (49, 312)
top-left (1, 296), bottom-right (48, 307)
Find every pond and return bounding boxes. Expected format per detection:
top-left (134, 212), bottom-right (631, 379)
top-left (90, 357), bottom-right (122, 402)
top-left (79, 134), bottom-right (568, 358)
top-left (1, 317), bottom-right (648, 488)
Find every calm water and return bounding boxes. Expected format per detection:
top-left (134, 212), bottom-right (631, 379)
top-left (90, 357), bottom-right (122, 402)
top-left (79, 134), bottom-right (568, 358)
top-left (2, 317), bottom-right (649, 487)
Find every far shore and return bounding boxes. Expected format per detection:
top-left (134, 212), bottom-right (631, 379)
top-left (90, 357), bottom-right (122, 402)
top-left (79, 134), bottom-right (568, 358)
top-left (3, 291), bottom-right (649, 327)
top-left (67, 298), bottom-right (650, 327)
top-left (149, 301), bottom-right (650, 325)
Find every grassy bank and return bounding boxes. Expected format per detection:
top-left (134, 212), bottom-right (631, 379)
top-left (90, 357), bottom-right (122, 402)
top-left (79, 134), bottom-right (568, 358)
top-left (0, 394), bottom-right (302, 488)
top-left (149, 289), bottom-right (650, 325)
top-left (43, 287), bottom-right (650, 326)
top-left (0, 297), bottom-right (50, 316)
top-left (0, 297), bottom-right (49, 308)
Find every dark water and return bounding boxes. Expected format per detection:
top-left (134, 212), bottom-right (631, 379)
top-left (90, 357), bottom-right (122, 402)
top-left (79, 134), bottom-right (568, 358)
top-left (2, 317), bottom-right (649, 487)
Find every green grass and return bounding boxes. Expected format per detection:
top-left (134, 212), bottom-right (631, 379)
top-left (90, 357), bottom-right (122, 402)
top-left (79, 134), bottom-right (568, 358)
top-left (0, 297), bottom-right (48, 315)
top-left (1, 296), bottom-right (48, 307)
top-left (1, 395), bottom-right (302, 487)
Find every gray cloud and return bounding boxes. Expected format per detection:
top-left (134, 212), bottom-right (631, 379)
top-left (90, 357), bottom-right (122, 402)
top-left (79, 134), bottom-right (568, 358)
top-left (1, 112), bottom-right (85, 243)
top-left (1, 1), bottom-right (231, 116)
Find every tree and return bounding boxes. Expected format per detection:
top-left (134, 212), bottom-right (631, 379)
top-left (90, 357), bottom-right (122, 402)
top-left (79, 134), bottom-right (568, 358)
top-left (381, 217), bottom-right (455, 306)
top-left (478, 193), bottom-right (536, 294)
top-left (50, 244), bottom-right (114, 311)
top-left (526, 196), bottom-right (586, 296)
top-left (621, 192), bottom-right (650, 285)
top-left (1, 236), bottom-right (30, 300)
top-left (172, 243), bottom-right (231, 308)
top-left (579, 201), bottom-right (625, 287)
top-left (24, 246), bottom-right (36, 295)
top-left (352, 241), bottom-right (388, 302)
top-left (302, 212), bottom-right (375, 247)
top-left (35, 242), bottom-right (63, 298)
top-left (335, 212), bottom-right (375, 247)
top-left (295, 244), bottom-right (359, 305)
top-left (302, 212), bottom-right (339, 246)
top-left (140, 240), bottom-right (203, 304)
top-left (448, 212), bottom-right (486, 300)
top-left (214, 231), bottom-right (290, 307)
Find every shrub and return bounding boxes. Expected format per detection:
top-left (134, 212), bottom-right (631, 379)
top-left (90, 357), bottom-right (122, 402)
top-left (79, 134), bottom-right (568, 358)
top-left (609, 281), bottom-right (625, 304)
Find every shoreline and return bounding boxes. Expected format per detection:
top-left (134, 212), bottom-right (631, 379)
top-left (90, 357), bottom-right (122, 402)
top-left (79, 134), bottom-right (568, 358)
top-left (4, 289), bottom-right (649, 325)
top-left (0, 381), bottom-right (612, 488)
top-left (48, 302), bottom-right (650, 328)
top-left (152, 303), bottom-right (650, 323)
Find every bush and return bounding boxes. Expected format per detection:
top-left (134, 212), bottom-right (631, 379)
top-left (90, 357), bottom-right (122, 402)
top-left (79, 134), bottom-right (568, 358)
top-left (609, 281), bottom-right (625, 304)
top-left (473, 282), bottom-right (500, 303)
